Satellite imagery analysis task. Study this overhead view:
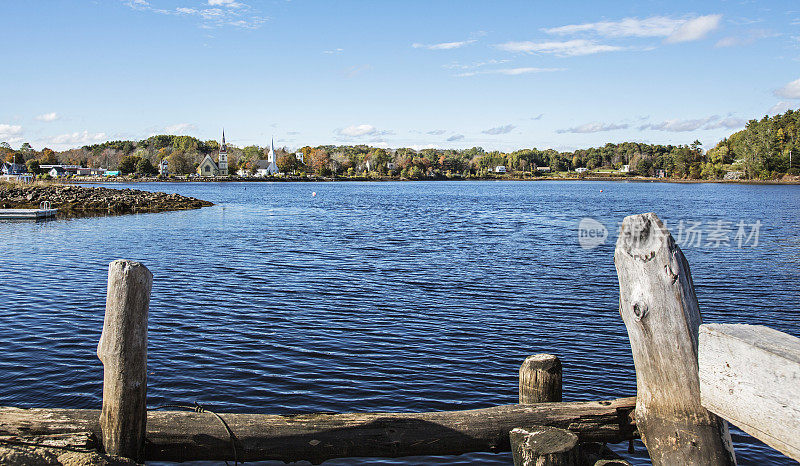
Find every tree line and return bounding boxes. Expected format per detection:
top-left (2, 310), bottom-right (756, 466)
top-left (2, 109), bottom-right (797, 180)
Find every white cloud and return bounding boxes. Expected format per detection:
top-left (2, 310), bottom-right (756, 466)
top-left (412, 39), bottom-right (476, 50)
top-left (208, 0), bottom-right (245, 7)
top-left (323, 48), bottom-right (343, 54)
top-left (162, 123), bottom-right (197, 135)
top-left (0, 124), bottom-right (23, 141)
top-left (482, 124), bottom-right (516, 135)
top-left (47, 130), bottom-right (107, 146)
top-left (124, 0), bottom-right (266, 29)
top-left (544, 14), bottom-right (721, 44)
top-left (447, 134), bottom-right (465, 141)
top-left (427, 129), bottom-right (446, 135)
top-left (703, 117), bottom-right (747, 130)
top-left (457, 66), bottom-right (564, 77)
top-left (531, 114), bottom-right (544, 120)
top-left (336, 124), bottom-right (393, 138)
top-left (665, 15), bottom-right (722, 43)
top-left (715, 29), bottom-right (774, 48)
top-left (775, 78), bottom-right (800, 99)
top-left (638, 114), bottom-right (744, 132)
top-left (496, 39), bottom-right (624, 57)
top-left (35, 112), bottom-right (60, 122)
top-left (545, 16), bottom-right (686, 38)
top-left (410, 144), bottom-right (440, 150)
top-left (768, 101), bottom-right (794, 115)
top-left (556, 122), bottom-right (629, 133)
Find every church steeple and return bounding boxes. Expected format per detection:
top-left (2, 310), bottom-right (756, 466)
top-left (218, 129), bottom-right (228, 175)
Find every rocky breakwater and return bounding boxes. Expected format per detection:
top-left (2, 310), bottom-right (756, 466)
top-left (0, 183), bottom-right (213, 216)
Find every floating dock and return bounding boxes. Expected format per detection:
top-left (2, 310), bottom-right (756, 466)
top-left (0, 208), bottom-right (58, 219)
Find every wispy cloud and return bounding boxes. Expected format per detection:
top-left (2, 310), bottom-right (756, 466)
top-left (335, 124), bottom-right (393, 138)
top-left (162, 123), bottom-right (197, 135)
top-left (544, 14), bottom-right (722, 43)
top-left (665, 15), bottom-right (722, 43)
top-left (530, 114), bottom-right (544, 120)
top-left (344, 64), bottom-right (372, 78)
top-left (556, 122), bottom-right (629, 133)
top-left (482, 124), bottom-right (516, 135)
top-left (427, 129), bottom-right (446, 135)
top-left (775, 77), bottom-right (800, 99)
top-left (768, 101), bottom-right (794, 115)
top-left (638, 115), bottom-right (745, 132)
top-left (447, 134), bottom-right (465, 141)
top-left (0, 124), bottom-right (23, 141)
top-left (323, 48), bottom-right (343, 54)
top-left (715, 29), bottom-right (775, 47)
top-left (47, 130), bottom-right (107, 146)
top-left (457, 66), bottom-right (564, 77)
top-left (35, 112), bottom-right (60, 122)
top-left (496, 39), bottom-right (625, 57)
top-left (123, 0), bottom-right (267, 29)
top-left (412, 39), bottom-right (476, 50)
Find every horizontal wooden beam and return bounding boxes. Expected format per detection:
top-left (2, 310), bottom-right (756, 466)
top-left (0, 397), bottom-right (636, 463)
top-left (699, 324), bottom-right (800, 462)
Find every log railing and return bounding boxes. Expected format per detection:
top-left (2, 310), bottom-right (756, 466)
top-left (1, 213), bottom-right (797, 465)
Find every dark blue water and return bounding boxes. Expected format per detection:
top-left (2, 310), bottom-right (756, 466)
top-left (1, 181), bottom-right (798, 465)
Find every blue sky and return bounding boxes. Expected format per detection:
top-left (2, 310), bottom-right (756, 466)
top-left (1, 0), bottom-right (799, 151)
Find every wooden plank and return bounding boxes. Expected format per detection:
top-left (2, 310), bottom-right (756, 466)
top-left (699, 323), bottom-right (800, 462)
top-left (614, 212), bottom-right (735, 465)
top-left (0, 396), bottom-right (637, 463)
top-left (97, 260), bottom-right (152, 461)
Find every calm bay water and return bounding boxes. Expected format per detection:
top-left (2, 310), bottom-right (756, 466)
top-left (1, 181), bottom-right (798, 465)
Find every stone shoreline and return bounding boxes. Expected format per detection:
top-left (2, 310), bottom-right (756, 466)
top-left (0, 183), bottom-right (213, 216)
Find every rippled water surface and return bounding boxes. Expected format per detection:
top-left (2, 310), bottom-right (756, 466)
top-left (1, 181), bottom-right (798, 465)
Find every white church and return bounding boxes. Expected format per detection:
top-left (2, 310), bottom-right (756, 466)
top-left (237, 139), bottom-right (280, 177)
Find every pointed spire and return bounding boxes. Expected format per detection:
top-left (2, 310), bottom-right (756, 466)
top-left (222, 129), bottom-right (226, 145)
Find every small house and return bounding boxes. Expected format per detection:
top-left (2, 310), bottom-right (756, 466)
top-left (620, 165), bottom-right (630, 173)
top-left (49, 166), bottom-right (67, 178)
top-left (575, 167), bottom-right (588, 173)
top-left (494, 166), bottom-right (507, 173)
top-left (536, 166), bottom-right (551, 172)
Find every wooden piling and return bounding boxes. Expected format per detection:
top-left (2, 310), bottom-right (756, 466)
top-left (614, 213), bottom-right (735, 465)
top-left (96, 260), bottom-right (152, 461)
top-left (519, 354), bottom-right (562, 404)
top-left (510, 426), bottom-right (580, 466)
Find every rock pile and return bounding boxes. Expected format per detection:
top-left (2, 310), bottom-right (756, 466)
top-left (0, 183), bottom-right (213, 216)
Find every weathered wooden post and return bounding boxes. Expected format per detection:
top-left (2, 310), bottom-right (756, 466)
top-left (513, 354), bottom-right (580, 465)
top-left (614, 213), bottom-right (735, 465)
top-left (510, 426), bottom-right (580, 466)
top-left (97, 260), bottom-right (152, 461)
top-left (519, 354), bottom-right (562, 404)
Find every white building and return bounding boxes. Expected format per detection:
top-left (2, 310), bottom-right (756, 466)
top-left (620, 165), bottom-right (630, 173)
top-left (494, 165), bottom-right (507, 173)
top-left (264, 139), bottom-right (279, 175)
top-left (575, 167), bottom-right (588, 173)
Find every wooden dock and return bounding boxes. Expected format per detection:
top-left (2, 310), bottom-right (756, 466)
top-left (0, 208), bottom-right (58, 219)
top-left (1, 213), bottom-right (798, 466)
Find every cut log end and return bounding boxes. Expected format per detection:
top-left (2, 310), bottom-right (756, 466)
top-left (510, 426), bottom-right (580, 466)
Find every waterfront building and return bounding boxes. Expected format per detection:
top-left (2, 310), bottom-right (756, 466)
top-left (197, 130), bottom-right (229, 177)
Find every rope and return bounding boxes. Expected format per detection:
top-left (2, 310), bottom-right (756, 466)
top-left (150, 401), bottom-right (239, 466)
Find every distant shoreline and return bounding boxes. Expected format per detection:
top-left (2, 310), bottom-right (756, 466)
top-left (66, 175), bottom-right (800, 186)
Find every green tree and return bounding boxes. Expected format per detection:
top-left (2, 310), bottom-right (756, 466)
top-left (119, 155), bottom-right (141, 174)
top-left (136, 157), bottom-right (157, 175)
top-left (26, 159), bottom-right (41, 174)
